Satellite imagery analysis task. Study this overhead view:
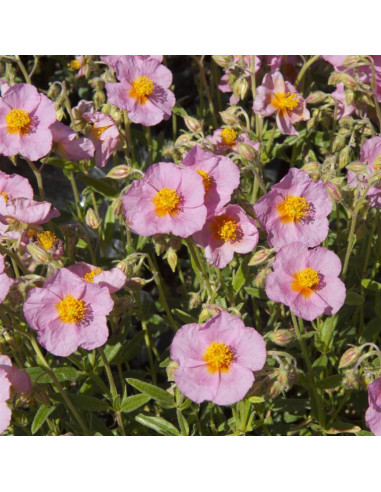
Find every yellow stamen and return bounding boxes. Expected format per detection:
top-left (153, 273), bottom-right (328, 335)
top-left (220, 128), bottom-right (237, 146)
top-left (292, 267), bottom-right (320, 298)
top-left (56, 295), bottom-right (86, 323)
top-left (277, 195), bottom-right (310, 223)
top-left (68, 59), bottom-right (81, 70)
top-left (0, 191), bottom-right (8, 203)
top-left (152, 188), bottom-right (181, 217)
top-left (90, 125), bottom-right (110, 141)
top-left (212, 215), bottom-right (238, 242)
top-left (6, 109), bottom-right (31, 135)
top-left (83, 268), bottom-right (102, 283)
top-left (37, 231), bottom-right (57, 251)
top-left (130, 75), bottom-right (155, 105)
top-left (197, 169), bottom-right (212, 193)
top-left (271, 92), bottom-right (299, 112)
top-left (203, 341), bottom-right (234, 373)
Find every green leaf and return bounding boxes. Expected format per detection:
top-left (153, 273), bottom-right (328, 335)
top-left (361, 279), bottom-right (381, 291)
top-left (172, 309), bottom-right (197, 324)
top-left (77, 173), bottom-right (119, 198)
top-left (316, 374), bottom-right (343, 389)
top-left (31, 405), bottom-right (57, 434)
top-left (121, 394), bottom-right (151, 413)
top-left (100, 343), bottom-right (122, 365)
top-left (244, 287), bottom-right (267, 299)
top-left (325, 421), bottom-right (362, 434)
top-left (135, 414), bottom-right (180, 436)
top-left (60, 394), bottom-right (110, 412)
top-left (232, 265), bottom-right (246, 294)
top-left (126, 378), bottom-right (174, 406)
top-left (345, 291), bottom-right (364, 306)
top-left (26, 366), bottom-right (83, 384)
top-left (45, 156), bottom-right (80, 172)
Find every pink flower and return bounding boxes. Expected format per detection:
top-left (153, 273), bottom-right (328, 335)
top-left (254, 168), bottom-right (332, 248)
top-left (182, 145), bottom-right (240, 217)
top-left (106, 56), bottom-right (175, 126)
top-left (23, 268), bottom-right (114, 356)
top-left (0, 253), bottom-right (13, 303)
top-left (366, 377), bottom-right (381, 436)
top-left (0, 197), bottom-right (59, 231)
top-left (51, 121), bottom-right (94, 161)
top-left (331, 83), bottom-right (357, 120)
top-left (26, 228), bottom-right (64, 260)
top-left (208, 128), bottom-right (259, 156)
top-left (0, 355), bottom-right (31, 435)
top-left (360, 136), bottom-right (381, 208)
top-left (253, 71), bottom-right (310, 136)
top-left (101, 55), bottom-right (163, 71)
top-left (82, 112), bottom-right (120, 168)
top-left (265, 242), bottom-right (346, 321)
top-left (122, 162), bottom-right (207, 238)
top-left (322, 55), bottom-right (350, 70)
top-left (0, 83), bottom-right (56, 161)
top-left (68, 56), bottom-right (87, 77)
top-left (170, 312), bottom-right (266, 405)
top-left (66, 262), bottom-right (127, 293)
top-left (193, 205), bottom-right (259, 268)
top-left (218, 55), bottom-right (261, 105)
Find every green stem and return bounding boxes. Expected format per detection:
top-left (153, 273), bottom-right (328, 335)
top-left (15, 55), bottom-right (32, 84)
top-left (291, 312), bottom-right (325, 429)
top-left (25, 159), bottom-right (45, 201)
top-left (192, 56), bottom-right (218, 127)
top-left (68, 172), bottom-right (82, 220)
top-left (135, 293), bottom-right (157, 385)
top-left (295, 55), bottom-right (320, 89)
top-left (185, 238), bottom-right (214, 299)
top-left (30, 335), bottom-right (90, 435)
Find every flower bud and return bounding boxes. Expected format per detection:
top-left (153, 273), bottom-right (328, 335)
top-left (85, 208), bottom-right (101, 229)
top-left (325, 182), bottom-right (342, 201)
top-left (339, 347), bottom-right (361, 369)
top-left (254, 267), bottom-right (271, 288)
top-left (343, 369), bottom-right (361, 389)
top-left (301, 161), bottom-right (320, 176)
top-left (339, 72), bottom-right (358, 90)
top-left (248, 248), bottom-right (272, 267)
top-left (238, 142), bottom-right (257, 161)
top-left (346, 162), bottom-right (368, 174)
top-left (342, 55), bottom-right (362, 68)
top-left (111, 197), bottom-right (123, 218)
top-left (47, 83), bottom-right (61, 100)
top-left (339, 147), bottom-right (351, 169)
top-left (183, 115), bottom-right (202, 133)
top-left (212, 55), bottom-right (233, 68)
top-left (306, 91), bottom-right (327, 104)
top-left (233, 77), bottom-right (249, 100)
top-left (166, 360), bottom-right (179, 382)
top-left (268, 329), bottom-right (294, 346)
top-left (125, 277), bottom-right (146, 290)
top-left (220, 107), bottom-right (240, 126)
top-left (107, 165), bottom-right (131, 180)
top-left (165, 247), bottom-right (178, 273)
top-left (27, 243), bottom-right (50, 264)
top-left (94, 90), bottom-right (106, 109)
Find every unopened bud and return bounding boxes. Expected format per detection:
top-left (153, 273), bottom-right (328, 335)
top-left (268, 329), bottom-right (293, 346)
top-left (166, 360), bottom-right (179, 382)
top-left (339, 347), bottom-right (362, 369)
top-left (199, 305), bottom-right (223, 324)
top-left (85, 208), bottom-right (101, 229)
top-left (94, 90), bottom-right (106, 109)
top-left (326, 182), bottom-right (342, 201)
top-left (254, 267), bottom-right (271, 288)
top-left (111, 197), bottom-right (123, 217)
top-left (238, 142), bottom-right (257, 161)
top-left (343, 369), bottom-right (361, 390)
top-left (27, 243), bottom-right (50, 264)
top-left (165, 247), bottom-right (178, 273)
top-left (306, 91), bottom-right (327, 104)
top-left (107, 165), bottom-right (131, 180)
top-left (339, 72), bottom-right (358, 90)
top-left (125, 277), bottom-right (145, 290)
top-left (342, 55), bottom-right (362, 68)
top-left (183, 115), bottom-right (202, 133)
top-left (339, 147), bottom-right (351, 169)
top-left (346, 162), bottom-right (368, 173)
top-left (175, 133), bottom-right (192, 147)
top-left (47, 83), bottom-right (61, 100)
top-left (248, 248), bottom-right (272, 267)
top-left (212, 55), bottom-right (233, 68)
top-left (220, 107), bottom-right (240, 126)
top-left (233, 77), bottom-right (249, 100)
top-left (301, 161), bottom-right (320, 175)
top-left (332, 134), bottom-right (347, 153)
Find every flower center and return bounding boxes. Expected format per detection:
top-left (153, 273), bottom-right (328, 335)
top-left (277, 195), bottom-right (310, 223)
top-left (56, 295), bottom-right (86, 323)
top-left (197, 169), bottom-right (212, 193)
top-left (292, 267), bottom-right (320, 298)
top-left (152, 187), bottom-right (181, 217)
top-left (203, 341), bottom-right (234, 373)
top-left (220, 128), bottom-right (237, 146)
top-left (83, 268), bottom-right (102, 283)
top-left (68, 59), bottom-right (81, 70)
top-left (90, 125), bottom-right (110, 141)
top-left (271, 92), bottom-right (299, 112)
top-left (37, 231), bottom-right (57, 250)
top-left (0, 191), bottom-right (8, 202)
top-left (6, 109), bottom-right (31, 135)
top-left (212, 215), bottom-right (238, 242)
top-left (130, 75), bottom-right (155, 105)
